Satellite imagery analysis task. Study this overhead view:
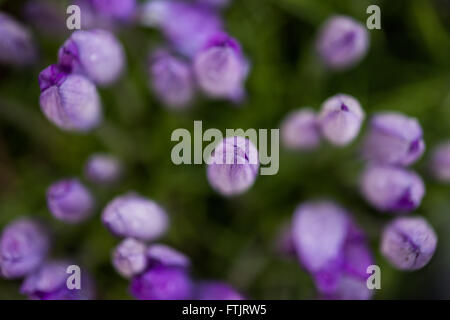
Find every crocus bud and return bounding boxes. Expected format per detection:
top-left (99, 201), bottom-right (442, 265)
top-left (194, 32), bottom-right (249, 101)
top-left (102, 193), bottom-right (169, 241)
top-left (360, 165), bottom-right (425, 213)
top-left (39, 65), bottom-right (102, 132)
top-left (381, 217), bottom-right (437, 270)
top-left (0, 12), bottom-right (36, 66)
top-left (147, 244), bottom-right (191, 269)
top-left (281, 109), bottom-right (321, 150)
top-left (58, 29), bottom-right (125, 86)
top-left (130, 265), bottom-right (193, 300)
top-left (429, 142), bottom-right (450, 182)
top-left (316, 15), bottom-right (369, 70)
top-left (47, 179), bottom-right (94, 223)
top-left (21, 261), bottom-right (96, 300)
top-left (362, 112), bottom-right (425, 166)
top-left (207, 136), bottom-right (259, 196)
top-left (318, 94), bottom-right (364, 146)
top-left (84, 153), bottom-right (122, 185)
top-left (149, 50), bottom-right (195, 109)
top-left (0, 219), bottom-right (49, 279)
top-left (195, 281), bottom-right (244, 300)
top-left (112, 238), bottom-right (147, 278)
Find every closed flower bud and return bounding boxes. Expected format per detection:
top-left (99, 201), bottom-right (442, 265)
top-left (58, 29), bottom-right (125, 86)
top-left (112, 238), bottom-right (147, 278)
top-left (84, 153), bottom-right (122, 185)
top-left (195, 281), bottom-right (244, 300)
top-left (363, 112), bottom-right (425, 166)
top-left (194, 32), bottom-right (249, 101)
top-left (102, 193), bottom-right (169, 241)
top-left (207, 136), bottom-right (259, 196)
top-left (0, 12), bottom-right (37, 66)
top-left (318, 94), bottom-right (364, 146)
top-left (316, 15), bottom-right (369, 70)
top-left (381, 216), bottom-right (437, 270)
top-left (429, 142), bottom-right (450, 182)
top-left (47, 179), bottom-right (94, 223)
top-left (149, 50), bottom-right (195, 109)
top-left (281, 109), bottom-right (321, 150)
top-left (39, 65), bottom-right (102, 131)
top-left (147, 244), bottom-right (191, 269)
top-left (361, 165), bottom-right (425, 213)
top-left (0, 219), bottom-right (49, 279)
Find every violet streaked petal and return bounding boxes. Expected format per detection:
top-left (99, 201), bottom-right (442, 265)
top-left (147, 244), bottom-right (191, 269)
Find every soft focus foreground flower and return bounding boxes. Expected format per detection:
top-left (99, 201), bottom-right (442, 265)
top-left (316, 15), bottom-right (369, 70)
top-left (0, 219), bottom-right (50, 279)
top-left (149, 50), bottom-right (196, 109)
top-left (207, 136), bottom-right (259, 196)
top-left (280, 109), bottom-right (321, 151)
top-left (147, 244), bottom-right (191, 269)
top-left (102, 193), bottom-right (169, 241)
top-left (112, 238), bottom-right (147, 278)
top-left (195, 281), bottom-right (244, 300)
top-left (58, 29), bottom-right (125, 86)
top-left (84, 153), bottom-right (122, 185)
top-left (292, 201), bottom-right (374, 299)
top-left (360, 165), bottom-right (425, 213)
top-left (318, 94), bottom-right (365, 146)
top-left (0, 12), bottom-right (37, 66)
top-left (362, 112), bottom-right (425, 166)
top-left (76, 0), bottom-right (137, 29)
top-left (47, 178), bottom-right (94, 223)
top-left (39, 65), bottom-right (102, 132)
top-left (381, 216), bottom-right (437, 270)
top-left (429, 142), bottom-right (450, 182)
top-left (21, 261), bottom-right (96, 300)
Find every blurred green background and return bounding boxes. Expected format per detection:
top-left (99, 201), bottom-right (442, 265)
top-left (1, 0), bottom-right (450, 299)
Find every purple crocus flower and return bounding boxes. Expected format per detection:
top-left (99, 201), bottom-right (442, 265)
top-left (316, 15), bottom-right (369, 70)
top-left (102, 193), bottom-right (169, 241)
top-left (0, 219), bottom-right (49, 279)
top-left (0, 12), bottom-right (37, 66)
top-left (429, 142), bottom-right (450, 182)
top-left (58, 29), bottom-right (125, 86)
top-left (84, 153), bottom-right (122, 185)
top-left (194, 32), bottom-right (249, 101)
top-left (112, 238), bottom-right (147, 278)
top-left (318, 94), bottom-right (365, 146)
top-left (149, 50), bottom-right (196, 109)
top-left (147, 244), bottom-right (191, 269)
top-left (195, 281), bottom-right (244, 300)
top-left (360, 165), bottom-right (425, 213)
top-left (362, 112), bottom-right (425, 166)
top-left (21, 261), bottom-right (96, 300)
top-left (75, 0), bottom-right (137, 30)
top-left (47, 178), bottom-right (94, 223)
top-left (381, 216), bottom-right (437, 270)
top-left (39, 64), bottom-right (102, 132)
top-left (281, 109), bottom-right (321, 151)
top-left (207, 136), bottom-right (259, 196)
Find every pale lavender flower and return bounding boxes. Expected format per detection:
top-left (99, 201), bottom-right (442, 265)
top-left (195, 281), bottom-right (244, 300)
top-left (207, 136), bottom-right (259, 196)
top-left (316, 15), bottom-right (369, 70)
top-left (102, 193), bottom-right (169, 241)
top-left (362, 112), bottom-right (425, 166)
top-left (0, 219), bottom-right (49, 279)
top-left (281, 109), bottom-right (321, 151)
top-left (112, 238), bottom-right (147, 278)
top-left (360, 165), bottom-right (425, 213)
top-left (381, 216), bottom-right (437, 270)
top-left (84, 153), bottom-right (122, 185)
top-left (429, 142), bottom-right (450, 182)
top-left (147, 244), bottom-right (191, 269)
top-left (318, 94), bottom-right (365, 146)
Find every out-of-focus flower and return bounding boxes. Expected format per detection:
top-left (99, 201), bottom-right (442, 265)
top-left (58, 29), bottom-right (125, 86)
top-left (194, 32), bottom-right (249, 101)
top-left (318, 94), bottom-right (365, 146)
top-left (429, 142), bottom-right (450, 182)
top-left (280, 109), bottom-right (321, 151)
top-left (292, 201), bottom-right (374, 300)
top-left (75, 0), bottom-right (137, 29)
top-left (149, 50), bottom-right (195, 109)
top-left (24, 0), bottom-right (67, 37)
top-left (362, 112), bottom-right (425, 166)
top-left (84, 153), bottom-right (122, 185)
top-left (39, 64), bottom-right (102, 132)
top-left (195, 281), bottom-right (244, 300)
top-left (360, 165), bottom-right (425, 213)
top-left (381, 216), bottom-right (437, 270)
top-left (197, 0), bottom-right (230, 9)
top-left (21, 261), bottom-right (96, 300)
top-left (0, 12), bottom-right (37, 66)
top-left (0, 219), bottom-right (49, 279)
top-left (102, 193), bottom-right (169, 241)
top-left (147, 244), bottom-right (191, 269)
top-left (207, 136), bottom-right (259, 196)
top-left (316, 15), bottom-right (369, 70)
top-left (112, 238), bottom-right (147, 278)
top-left (275, 223), bottom-right (296, 258)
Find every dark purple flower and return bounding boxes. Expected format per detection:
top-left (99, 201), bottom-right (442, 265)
top-left (381, 216), bottom-right (437, 270)
top-left (281, 109), bottom-right (321, 150)
top-left (429, 142), bottom-right (450, 182)
top-left (195, 281), bottom-right (244, 300)
top-left (84, 153), bottom-right (122, 185)
top-left (147, 244), bottom-right (191, 269)
top-left (112, 238), bottom-right (147, 278)
top-left (0, 219), bottom-right (49, 279)
top-left (47, 178), bottom-right (94, 223)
